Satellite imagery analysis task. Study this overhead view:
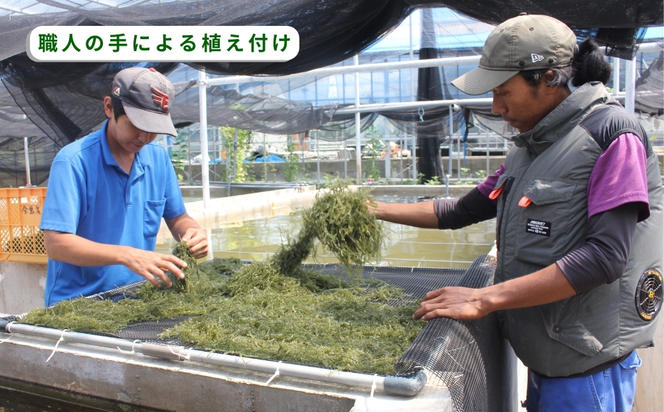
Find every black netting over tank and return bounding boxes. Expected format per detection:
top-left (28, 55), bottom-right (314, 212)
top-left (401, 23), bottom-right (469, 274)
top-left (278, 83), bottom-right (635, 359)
top-left (393, 255), bottom-right (516, 412)
top-left (73, 256), bottom-right (516, 412)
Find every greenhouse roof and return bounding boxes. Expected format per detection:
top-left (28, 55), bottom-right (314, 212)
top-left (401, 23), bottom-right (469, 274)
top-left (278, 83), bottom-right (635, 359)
top-left (0, 0), bottom-right (178, 16)
top-left (365, 8), bottom-right (494, 52)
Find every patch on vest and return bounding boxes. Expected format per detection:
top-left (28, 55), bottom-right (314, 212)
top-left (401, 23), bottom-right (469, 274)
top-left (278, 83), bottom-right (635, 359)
top-left (635, 268), bottom-right (662, 321)
top-left (525, 218), bottom-right (551, 237)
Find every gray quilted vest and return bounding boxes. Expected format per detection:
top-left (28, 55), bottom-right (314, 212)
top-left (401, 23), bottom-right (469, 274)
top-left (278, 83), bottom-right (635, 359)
top-left (493, 82), bottom-right (663, 377)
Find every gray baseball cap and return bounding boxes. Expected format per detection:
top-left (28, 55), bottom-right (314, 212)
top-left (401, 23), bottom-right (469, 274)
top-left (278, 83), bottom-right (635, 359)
top-left (111, 67), bottom-right (177, 136)
top-left (451, 14), bottom-right (577, 95)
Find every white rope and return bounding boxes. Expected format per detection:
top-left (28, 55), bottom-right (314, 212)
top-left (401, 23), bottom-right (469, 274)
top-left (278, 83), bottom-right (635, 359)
top-left (266, 361), bottom-right (281, 385)
top-left (116, 339), bottom-right (141, 354)
top-left (168, 345), bottom-right (191, 361)
top-left (370, 373), bottom-right (377, 398)
top-left (45, 329), bottom-right (67, 363)
top-left (0, 321), bottom-right (15, 344)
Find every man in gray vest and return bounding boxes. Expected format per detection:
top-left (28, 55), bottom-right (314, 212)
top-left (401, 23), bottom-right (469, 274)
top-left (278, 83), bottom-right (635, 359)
top-left (371, 14), bottom-right (663, 412)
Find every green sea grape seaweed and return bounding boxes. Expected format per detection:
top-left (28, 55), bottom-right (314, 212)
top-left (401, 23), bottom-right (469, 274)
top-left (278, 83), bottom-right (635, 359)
top-left (20, 185), bottom-right (420, 375)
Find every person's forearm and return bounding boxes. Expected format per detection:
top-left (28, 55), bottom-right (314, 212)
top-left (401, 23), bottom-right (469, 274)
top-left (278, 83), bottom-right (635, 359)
top-left (414, 262), bottom-right (578, 321)
top-left (433, 188), bottom-right (497, 229)
top-left (44, 231), bottom-right (130, 267)
top-left (481, 263), bottom-right (576, 313)
top-left (372, 200), bottom-right (439, 228)
top-left (167, 213), bottom-right (202, 240)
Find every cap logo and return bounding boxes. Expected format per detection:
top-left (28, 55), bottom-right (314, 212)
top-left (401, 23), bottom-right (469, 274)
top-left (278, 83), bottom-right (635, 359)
top-left (151, 86), bottom-right (169, 111)
top-left (112, 86), bottom-right (120, 96)
top-left (531, 53), bottom-right (545, 63)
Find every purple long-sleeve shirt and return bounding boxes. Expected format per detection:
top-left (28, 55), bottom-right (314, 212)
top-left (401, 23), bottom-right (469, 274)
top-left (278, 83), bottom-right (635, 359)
top-left (434, 132), bottom-right (650, 292)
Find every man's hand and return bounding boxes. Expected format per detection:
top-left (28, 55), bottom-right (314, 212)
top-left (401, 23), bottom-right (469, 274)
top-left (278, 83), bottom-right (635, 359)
top-left (366, 199), bottom-right (382, 217)
top-left (413, 264), bottom-right (577, 321)
top-left (121, 247), bottom-right (187, 288)
top-left (181, 226), bottom-right (208, 258)
top-left (413, 286), bottom-right (491, 321)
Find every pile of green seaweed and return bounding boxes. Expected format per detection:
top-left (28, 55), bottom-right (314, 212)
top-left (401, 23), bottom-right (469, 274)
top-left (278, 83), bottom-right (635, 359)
top-left (22, 184), bottom-right (422, 375)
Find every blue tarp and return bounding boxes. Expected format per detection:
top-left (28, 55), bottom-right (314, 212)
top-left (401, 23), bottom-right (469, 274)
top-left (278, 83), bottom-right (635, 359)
top-left (244, 154), bottom-right (285, 163)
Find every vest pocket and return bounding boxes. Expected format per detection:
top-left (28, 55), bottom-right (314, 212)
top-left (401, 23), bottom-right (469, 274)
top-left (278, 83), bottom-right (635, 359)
top-left (144, 199), bottom-right (166, 238)
top-left (513, 179), bottom-right (584, 266)
top-left (540, 299), bottom-right (604, 357)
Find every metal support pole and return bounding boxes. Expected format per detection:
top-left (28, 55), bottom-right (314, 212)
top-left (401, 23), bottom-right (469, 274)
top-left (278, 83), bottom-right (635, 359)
top-left (410, 13), bottom-right (416, 182)
top-left (399, 137), bottom-right (404, 183)
top-left (456, 111), bottom-right (461, 180)
top-left (342, 130), bottom-right (348, 179)
top-left (354, 54), bottom-right (362, 184)
top-left (612, 57), bottom-right (620, 97)
top-left (448, 105), bottom-right (453, 182)
top-left (411, 130), bottom-right (417, 181)
top-left (198, 69), bottom-right (210, 209)
top-left (316, 133), bottom-right (321, 185)
top-left (384, 137), bottom-right (391, 181)
top-left (624, 56), bottom-right (636, 114)
top-left (263, 133), bottom-right (267, 182)
top-left (486, 144), bottom-right (490, 179)
top-left (23, 136), bottom-right (32, 187)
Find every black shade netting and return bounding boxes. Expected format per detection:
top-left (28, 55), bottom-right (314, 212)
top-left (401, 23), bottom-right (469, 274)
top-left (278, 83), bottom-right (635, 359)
top-left (63, 255), bottom-right (514, 412)
top-left (635, 49), bottom-right (664, 115)
top-left (1, 1), bottom-right (660, 67)
top-left (0, 2), bottom-right (660, 188)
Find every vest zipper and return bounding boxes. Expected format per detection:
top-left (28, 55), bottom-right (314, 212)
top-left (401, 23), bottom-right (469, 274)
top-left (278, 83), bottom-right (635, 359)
top-left (496, 176), bottom-right (515, 253)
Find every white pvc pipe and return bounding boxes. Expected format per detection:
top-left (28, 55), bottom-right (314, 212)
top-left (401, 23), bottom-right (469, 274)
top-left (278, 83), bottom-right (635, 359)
top-left (456, 111), bottom-right (460, 179)
top-left (335, 98), bottom-right (493, 115)
top-left (2, 322), bottom-right (418, 395)
top-left (23, 136), bottom-right (31, 187)
top-left (206, 55), bottom-right (481, 87)
top-left (410, 13), bottom-right (417, 182)
top-left (354, 54), bottom-right (362, 184)
top-left (447, 105), bottom-right (452, 183)
top-left (198, 69), bottom-right (211, 209)
top-left (625, 56), bottom-right (636, 114)
top-left (612, 57), bottom-right (620, 97)
top-left (384, 137), bottom-right (391, 180)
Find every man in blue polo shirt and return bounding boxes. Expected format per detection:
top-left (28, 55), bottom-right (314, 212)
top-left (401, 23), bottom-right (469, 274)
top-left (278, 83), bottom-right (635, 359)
top-left (41, 66), bottom-right (208, 306)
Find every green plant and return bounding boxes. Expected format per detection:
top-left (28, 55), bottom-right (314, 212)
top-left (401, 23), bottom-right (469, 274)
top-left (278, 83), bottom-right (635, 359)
top-left (220, 126), bottom-right (252, 183)
top-left (424, 176), bottom-right (441, 185)
top-left (284, 136), bottom-right (301, 182)
top-left (364, 135), bottom-right (383, 181)
top-left (457, 167), bottom-right (487, 184)
top-left (169, 130), bottom-right (190, 182)
top-left (415, 172), bottom-right (441, 185)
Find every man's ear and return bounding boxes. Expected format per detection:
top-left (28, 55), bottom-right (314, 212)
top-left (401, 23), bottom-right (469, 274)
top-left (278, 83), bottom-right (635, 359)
top-left (540, 70), bottom-right (560, 95)
top-left (542, 69), bottom-right (556, 83)
top-left (103, 96), bottom-right (113, 119)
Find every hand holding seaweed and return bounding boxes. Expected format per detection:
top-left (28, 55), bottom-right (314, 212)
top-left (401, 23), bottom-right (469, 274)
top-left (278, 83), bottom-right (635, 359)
top-left (304, 182), bottom-right (383, 270)
top-left (161, 240), bottom-right (215, 294)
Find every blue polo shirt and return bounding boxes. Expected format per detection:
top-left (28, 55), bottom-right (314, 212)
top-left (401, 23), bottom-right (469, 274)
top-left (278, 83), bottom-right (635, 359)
top-left (41, 121), bottom-right (186, 306)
